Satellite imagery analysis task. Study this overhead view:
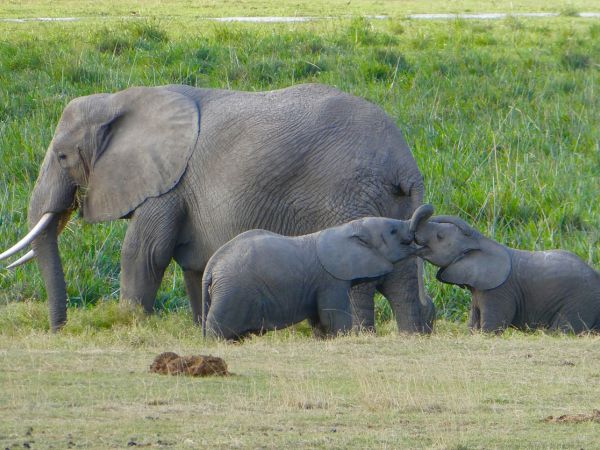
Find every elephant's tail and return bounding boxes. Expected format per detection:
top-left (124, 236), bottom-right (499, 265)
top-left (201, 271), bottom-right (212, 339)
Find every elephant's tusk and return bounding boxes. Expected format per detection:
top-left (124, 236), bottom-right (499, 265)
top-left (6, 250), bottom-right (35, 270)
top-left (0, 212), bottom-right (55, 261)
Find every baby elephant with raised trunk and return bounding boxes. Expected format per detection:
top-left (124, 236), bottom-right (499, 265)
top-left (414, 215), bottom-right (600, 334)
top-left (202, 205), bottom-right (433, 340)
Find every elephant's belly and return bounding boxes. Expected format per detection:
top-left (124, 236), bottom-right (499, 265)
top-left (208, 283), bottom-right (313, 338)
top-left (172, 237), bottom-right (211, 272)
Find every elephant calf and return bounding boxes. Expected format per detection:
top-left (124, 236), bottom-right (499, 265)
top-left (414, 215), bottom-right (600, 333)
top-left (202, 205), bottom-right (433, 340)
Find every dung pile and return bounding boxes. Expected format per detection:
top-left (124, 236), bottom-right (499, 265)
top-left (544, 410), bottom-right (600, 424)
top-left (150, 352), bottom-right (228, 377)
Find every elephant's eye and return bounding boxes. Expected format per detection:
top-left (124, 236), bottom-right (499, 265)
top-left (390, 229), bottom-right (397, 235)
top-left (437, 232), bottom-right (444, 240)
top-left (353, 235), bottom-right (370, 246)
top-left (57, 153), bottom-right (67, 161)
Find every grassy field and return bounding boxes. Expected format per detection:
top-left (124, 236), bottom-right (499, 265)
top-left (2, 302), bottom-right (600, 448)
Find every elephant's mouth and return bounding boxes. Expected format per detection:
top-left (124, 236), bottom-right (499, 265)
top-left (414, 244), bottom-right (429, 257)
top-left (434, 248), bottom-right (477, 282)
top-left (404, 244), bottom-right (419, 256)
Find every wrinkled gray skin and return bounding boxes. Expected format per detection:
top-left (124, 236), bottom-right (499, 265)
top-left (203, 205), bottom-right (434, 340)
top-left (17, 83), bottom-right (431, 332)
top-left (415, 216), bottom-right (600, 333)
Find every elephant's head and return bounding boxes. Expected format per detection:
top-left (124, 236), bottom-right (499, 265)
top-left (317, 204), bottom-right (433, 280)
top-left (0, 87), bottom-right (200, 330)
top-left (414, 215), bottom-right (511, 290)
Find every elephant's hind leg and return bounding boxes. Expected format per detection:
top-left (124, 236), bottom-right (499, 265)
top-left (379, 257), bottom-right (433, 333)
top-left (468, 305), bottom-right (481, 331)
top-left (120, 195), bottom-right (183, 313)
top-left (183, 270), bottom-right (203, 324)
top-left (206, 282), bottom-right (266, 340)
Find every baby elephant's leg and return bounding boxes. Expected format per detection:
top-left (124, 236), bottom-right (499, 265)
top-left (348, 281), bottom-right (378, 332)
top-left (206, 283), bottom-right (263, 340)
top-left (550, 313), bottom-right (592, 334)
top-left (316, 287), bottom-right (353, 336)
top-left (478, 298), bottom-right (516, 334)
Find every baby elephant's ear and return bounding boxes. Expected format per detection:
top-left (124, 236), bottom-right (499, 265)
top-left (316, 222), bottom-right (394, 281)
top-left (437, 240), bottom-right (511, 291)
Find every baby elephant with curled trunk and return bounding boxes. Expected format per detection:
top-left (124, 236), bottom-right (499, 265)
top-left (202, 205), bottom-right (434, 340)
top-left (415, 215), bottom-right (600, 334)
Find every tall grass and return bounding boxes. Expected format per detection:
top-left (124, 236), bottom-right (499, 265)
top-left (0, 15), bottom-right (598, 324)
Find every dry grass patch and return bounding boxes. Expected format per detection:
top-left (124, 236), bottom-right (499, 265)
top-left (5, 319), bottom-right (600, 447)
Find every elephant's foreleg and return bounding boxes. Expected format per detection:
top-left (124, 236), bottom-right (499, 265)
top-left (348, 281), bottom-right (378, 332)
top-left (183, 270), bottom-right (203, 324)
top-left (119, 196), bottom-right (182, 312)
top-left (316, 287), bottom-right (353, 336)
top-left (379, 256), bottom-right (434, 333)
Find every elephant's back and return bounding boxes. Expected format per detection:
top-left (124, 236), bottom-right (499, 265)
top-left (207, 232), bottom-right (318, 300)
top-left (516, 250), bottom-right (600, 330)
top-left (528, 250), bottom-right (599, 281)
top-left (183, 84), bottom-right (418, 239)
top-left (196, 84), bottom-right (402, 150)
top-left (187, 84), bottom-right (410, 183)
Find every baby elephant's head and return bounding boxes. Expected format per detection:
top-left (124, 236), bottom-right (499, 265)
top-left (413, 216), bottom-right (478, 268)
top-left (413, 215), bottom-right (511, 291)
top-left (316, 204), bottom-right (433, 281)
top-left (358, 204), bottom-right (435, 263)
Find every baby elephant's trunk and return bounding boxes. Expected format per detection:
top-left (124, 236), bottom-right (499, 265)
top-left (409, 204), bottom-right (434, 236)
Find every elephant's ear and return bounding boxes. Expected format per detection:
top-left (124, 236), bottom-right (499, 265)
top-left (437, 240), bottom-right (512, 291)
top-left (316, 222), bottom-right (394, 281)
top-left (83, 87), bottom-right (199, 222)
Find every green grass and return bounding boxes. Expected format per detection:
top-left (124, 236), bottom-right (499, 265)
top-left (2, 302), bottom-right (600, 448)
top-left (0, 5), bottom-right (599, 326)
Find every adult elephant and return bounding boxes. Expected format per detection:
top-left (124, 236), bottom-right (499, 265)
top-left (1, 84), bottom-right (432, 332)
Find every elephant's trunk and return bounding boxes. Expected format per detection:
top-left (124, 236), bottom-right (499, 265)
top-left (410, 189), bottom-right (435, 331)
top-left (26, 151), bottom-right (77, 331)
top-left (30, 215), bottom-right (70, 330)
top-left (409, 204), bottom-right (434, 235)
